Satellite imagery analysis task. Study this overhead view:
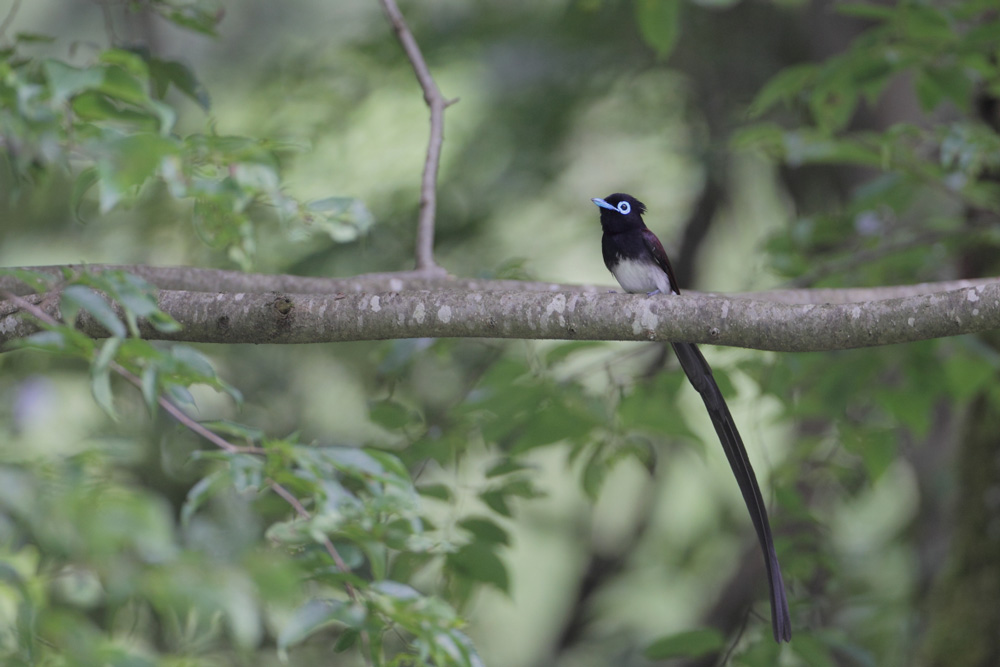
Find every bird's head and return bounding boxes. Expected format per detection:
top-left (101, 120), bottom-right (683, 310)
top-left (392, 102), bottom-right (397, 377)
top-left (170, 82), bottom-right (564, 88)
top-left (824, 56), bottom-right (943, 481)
top-left (592, 193), bottom-right (647, 233)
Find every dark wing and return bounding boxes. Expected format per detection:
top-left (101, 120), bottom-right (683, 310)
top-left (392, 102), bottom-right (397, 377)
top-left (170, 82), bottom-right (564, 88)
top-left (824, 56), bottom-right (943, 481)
top-left (641, 228), bottom-right (681, 295)
top-left (671, 341), bottom-right (792, 642)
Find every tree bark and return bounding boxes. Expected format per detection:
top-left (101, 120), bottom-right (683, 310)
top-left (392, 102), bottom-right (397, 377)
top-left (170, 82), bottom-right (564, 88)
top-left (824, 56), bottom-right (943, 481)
top-left (2, 281), bottom-right (999, 351)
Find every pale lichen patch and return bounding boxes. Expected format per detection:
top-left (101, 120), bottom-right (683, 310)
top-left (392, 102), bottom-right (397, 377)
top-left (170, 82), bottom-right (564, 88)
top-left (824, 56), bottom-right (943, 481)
top-left (370, 296), bottom-right (381, 312)
top-left (437, 305), bottom-right (452, 324)
top-left (632, 300), bottom-right (660, 336)
top-left (544, 294), bottom-right (567, 327)
top-left (413, 302), bottom-right (426, 324)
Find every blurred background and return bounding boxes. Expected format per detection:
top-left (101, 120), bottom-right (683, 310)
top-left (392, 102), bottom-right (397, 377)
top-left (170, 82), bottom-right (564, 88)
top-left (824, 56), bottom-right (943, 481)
top-left (2, 0), bottom-right (999, 666)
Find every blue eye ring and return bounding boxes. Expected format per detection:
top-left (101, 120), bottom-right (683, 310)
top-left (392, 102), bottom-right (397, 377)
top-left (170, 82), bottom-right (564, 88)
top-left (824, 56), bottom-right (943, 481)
top-left (617, 201), bottom-right (631, 215)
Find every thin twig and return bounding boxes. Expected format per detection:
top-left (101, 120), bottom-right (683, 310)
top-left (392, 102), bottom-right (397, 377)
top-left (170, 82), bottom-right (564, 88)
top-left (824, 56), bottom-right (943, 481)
top-left (716, 607), bottom-right (752, 667)
top-left (0, 0), bottom-right (21, 42)
top-left (266, 479), bottom-right (356, 585)
top-left (1, 289), bottom-right (363, 607)
top-left (378, 0), bottom-right (456, 273)
top-left (92, 0), bottom-right (119, 45)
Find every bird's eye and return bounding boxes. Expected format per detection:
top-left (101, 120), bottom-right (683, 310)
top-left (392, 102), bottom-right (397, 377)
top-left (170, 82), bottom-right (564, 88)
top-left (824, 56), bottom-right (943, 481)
top-left (617, 201), bottom-right (631, 215)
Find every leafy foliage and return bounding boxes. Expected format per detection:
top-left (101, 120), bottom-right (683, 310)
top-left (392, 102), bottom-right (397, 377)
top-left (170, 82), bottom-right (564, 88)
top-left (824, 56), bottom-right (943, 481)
top-left (736, 1), bottom-right (1000, 286)
top-left (2, 0), bottom-right (1000, 666)
top-left (1, 30), bottom-right (370, 269)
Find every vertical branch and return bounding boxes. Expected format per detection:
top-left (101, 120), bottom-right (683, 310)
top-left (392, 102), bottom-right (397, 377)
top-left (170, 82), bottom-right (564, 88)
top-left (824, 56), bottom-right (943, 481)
top-left (378, 0), bottom-right (456, 273)
top-left (0, 0), bottom-right (22, 42)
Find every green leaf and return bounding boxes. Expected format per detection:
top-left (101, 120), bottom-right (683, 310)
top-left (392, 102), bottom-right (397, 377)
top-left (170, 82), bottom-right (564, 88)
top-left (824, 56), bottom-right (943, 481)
top-left (511, 395), bottom-right (601, 453)
top-left (96, 134), bottom-right (179, 212)
top-left (91, 338), bottom-right (121, 419)
top-left (485, 458), bottom-right (532, 478)
top-left (97, 64), bottom-right (150, 106)
top-left (71, 90), bottom-right (155, 127)
top-left (333, 629), bottom-right (358, 653)
top-left (180, 469), bottom-right (227, 527)
top-left (154, 0), bottom-right (225, 36)
top-left (479, 489), bottom-right (511, 517)
top-left (166, 383), bottom-right (195, 406)
top-left (458, 517), bottom-right (510, 546)
top-left (141, 365), bottom-right (159, 414)
top-left (93, 334), bottom-right (121, 371)
top-left (70, 167), bottom-right (99, 223)
top-left (618, 372), bottom-right (700, 442)
top-left (644, 629), bottom-right (725, 659)
top-left (635, 0), bottom-right (682, 59)
top-left (43, 60), bottom-right (104, 105)
top-left (61, 285), bottom-right (126, 337)
top-left (808, 81), bottom-right (859, 133)
top-left (417, 483), bottom-right (453, 501)
top-left (748, 64), bottom-right (819, 117)
top-left (99, 49), bottom-right (151, 79)
top-left (446, 543), bottom-right (510, 593)
top-left (363, 449), bottom-right (412, 484)
top-left (581, 441), bottom-right (608, 500)
top-left (277, 599), bottom-right (366, 655)
top-left (363, 541), bottom-right (389, 581)
top-left (915, 65), bottom-right (972, 113)
top-left (369, 400), bottom-right (417, 429)
top-left (306, 196), bottom-right (375, 243)
top-left (15, 32), bottom-right (56, 43)
top-left (149, 57), bottom-right (211, 109)
top-left (170, 345), bottom-right (217, 377)
top-left (147, 98), bottom-right (178, 135)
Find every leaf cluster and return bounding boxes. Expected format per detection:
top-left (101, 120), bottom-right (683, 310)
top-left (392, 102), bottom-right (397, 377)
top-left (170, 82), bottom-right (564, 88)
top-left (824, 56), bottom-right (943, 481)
top-left (1, 34), bottom-right (370, 269)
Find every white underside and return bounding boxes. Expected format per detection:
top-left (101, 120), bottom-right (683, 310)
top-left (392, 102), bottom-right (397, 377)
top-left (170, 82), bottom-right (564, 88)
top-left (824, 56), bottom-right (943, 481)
top-left (611, 258), bottom-right (672, 294)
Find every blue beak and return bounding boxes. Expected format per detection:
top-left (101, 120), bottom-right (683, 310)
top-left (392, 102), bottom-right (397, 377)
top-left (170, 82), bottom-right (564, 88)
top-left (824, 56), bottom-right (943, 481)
top-left (592, 198), bottom-right (616, 211)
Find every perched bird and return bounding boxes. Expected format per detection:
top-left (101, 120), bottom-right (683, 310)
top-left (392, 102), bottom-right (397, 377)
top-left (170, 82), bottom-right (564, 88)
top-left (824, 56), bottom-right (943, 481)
top-left (592, 193), bottom-right (792, 643)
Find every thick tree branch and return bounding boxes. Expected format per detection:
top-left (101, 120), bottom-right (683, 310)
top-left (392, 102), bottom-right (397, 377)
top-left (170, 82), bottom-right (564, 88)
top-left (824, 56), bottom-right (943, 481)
top-left (3, 282), bottom-right (998, 352)
top-left (378, 0), bottom-right (455, 272)
top-left (2, 264), bottom-right (996, 305)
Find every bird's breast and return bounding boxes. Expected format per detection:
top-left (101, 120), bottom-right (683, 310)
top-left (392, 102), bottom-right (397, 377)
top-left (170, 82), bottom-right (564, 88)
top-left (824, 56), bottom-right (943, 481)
top-left (610, 257), bottom-right (672, 294)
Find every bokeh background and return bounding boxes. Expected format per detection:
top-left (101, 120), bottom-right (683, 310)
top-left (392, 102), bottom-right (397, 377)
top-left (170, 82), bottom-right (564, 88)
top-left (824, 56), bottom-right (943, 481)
top-left (2, 1), bottom-right (999, 666)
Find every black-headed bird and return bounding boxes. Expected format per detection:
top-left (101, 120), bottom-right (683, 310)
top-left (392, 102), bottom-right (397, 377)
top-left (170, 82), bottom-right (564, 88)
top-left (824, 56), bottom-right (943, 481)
top-left (593, 193), bottom-right (792, 643)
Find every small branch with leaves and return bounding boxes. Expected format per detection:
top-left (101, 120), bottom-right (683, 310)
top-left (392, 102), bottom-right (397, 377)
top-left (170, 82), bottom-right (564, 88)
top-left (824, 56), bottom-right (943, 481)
top-left (1, 289), bottom-right (375, 665)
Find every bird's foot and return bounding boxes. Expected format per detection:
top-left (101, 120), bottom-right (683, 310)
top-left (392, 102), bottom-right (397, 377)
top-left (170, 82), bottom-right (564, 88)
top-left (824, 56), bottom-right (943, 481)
top-left (646, 289), bottom-right (661, 296)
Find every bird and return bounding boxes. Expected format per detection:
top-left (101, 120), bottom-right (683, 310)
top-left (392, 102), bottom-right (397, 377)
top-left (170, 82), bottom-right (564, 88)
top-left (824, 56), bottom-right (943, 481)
top-left (592, 192), bottom-right (792, 643)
